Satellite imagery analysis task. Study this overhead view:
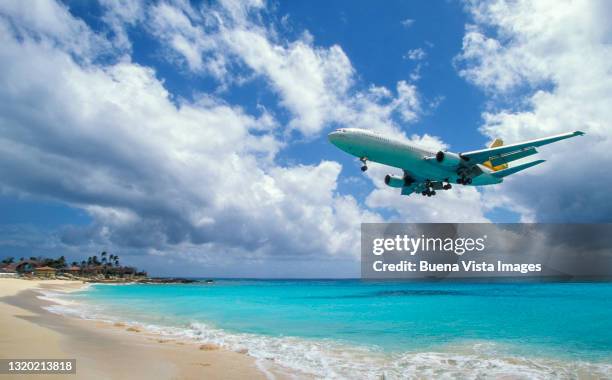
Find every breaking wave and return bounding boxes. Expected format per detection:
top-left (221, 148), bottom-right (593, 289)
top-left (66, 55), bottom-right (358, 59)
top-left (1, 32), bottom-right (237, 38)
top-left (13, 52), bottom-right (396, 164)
top-left (40, 289), bottom-right (612, 379)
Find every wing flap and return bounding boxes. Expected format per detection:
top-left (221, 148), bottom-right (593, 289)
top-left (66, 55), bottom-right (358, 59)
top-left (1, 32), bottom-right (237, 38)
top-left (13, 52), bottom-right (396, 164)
top-left (490, 147), bottom-right (538, 167)
top-left (461, 131), bottom-right (584, 164)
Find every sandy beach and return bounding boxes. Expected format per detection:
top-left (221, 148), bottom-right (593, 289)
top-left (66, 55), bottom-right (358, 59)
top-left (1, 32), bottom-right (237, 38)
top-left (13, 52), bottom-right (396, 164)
top-left (0, 278), bottom-right (281, 380)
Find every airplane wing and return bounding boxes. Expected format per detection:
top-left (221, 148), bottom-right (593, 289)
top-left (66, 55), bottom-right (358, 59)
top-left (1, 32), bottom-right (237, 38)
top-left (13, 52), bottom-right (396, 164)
top-left (460, 131), bottom-right (585, 165)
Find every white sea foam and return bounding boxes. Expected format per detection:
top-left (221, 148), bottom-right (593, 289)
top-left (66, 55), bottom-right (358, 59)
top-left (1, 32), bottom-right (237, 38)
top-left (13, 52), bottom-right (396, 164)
top-left (41, 291), bottom-right (612, 379)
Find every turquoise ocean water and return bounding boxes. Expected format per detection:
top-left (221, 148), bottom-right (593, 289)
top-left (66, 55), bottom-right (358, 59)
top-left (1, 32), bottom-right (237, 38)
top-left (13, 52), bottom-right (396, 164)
top-left (46, 280), bottom-right (612, 378)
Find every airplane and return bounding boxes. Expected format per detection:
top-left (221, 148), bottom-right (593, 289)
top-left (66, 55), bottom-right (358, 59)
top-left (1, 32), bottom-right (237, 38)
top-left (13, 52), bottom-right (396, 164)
top-left (328, 128), bottom-right (584, 197)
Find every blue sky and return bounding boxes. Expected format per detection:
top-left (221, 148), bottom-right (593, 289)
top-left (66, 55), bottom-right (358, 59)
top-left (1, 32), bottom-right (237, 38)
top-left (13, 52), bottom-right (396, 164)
top-left (0, 0), bottom-right (610, 276)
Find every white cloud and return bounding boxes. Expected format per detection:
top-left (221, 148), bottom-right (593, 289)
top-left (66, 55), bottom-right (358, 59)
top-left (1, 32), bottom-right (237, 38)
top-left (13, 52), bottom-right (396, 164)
top-left (0, 1), bottom-right (380, 265)
top-left (458, 0), bottom-right (612, 222)
top-left (0, 0), bottom-right (112, 59)
top-left (401, 18), bottom-right (415, 28)
top-left (148, 1), bottom-right (223, 74)
top-left (404, 48), bottom-right (426, 61)
top-left (223, 29), bottom-right (355, 135)
top-left (143, 1), bottom-right (424, 137)
top-left (0, 0), bottom-right (495, 275)
top-left (367, 180), bottom-right (490, 223)
top-left (99, 0), bottom-right (145, 51)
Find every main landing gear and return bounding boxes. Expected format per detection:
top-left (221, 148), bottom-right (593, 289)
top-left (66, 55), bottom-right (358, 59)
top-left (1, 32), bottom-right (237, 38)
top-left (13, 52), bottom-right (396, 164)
top-left (421, 180), bottom-right (436, 197)
top-left (421, 180), bottom-right (452, 197)
top-left (360, 157), bottom-right (368, 172)
top-left (456, 176), bottom-right (472, 185)
top-left (421, 189), bottom-right (436, 197)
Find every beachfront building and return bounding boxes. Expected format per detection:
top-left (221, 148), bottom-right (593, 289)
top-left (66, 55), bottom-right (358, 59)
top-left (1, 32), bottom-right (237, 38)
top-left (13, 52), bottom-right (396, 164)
top-left (34, 266), bottom-right (56, 278)
top-left (63, 266), bottom-right (81, 276)
top-left (0, 266), bottom-right (17, 277)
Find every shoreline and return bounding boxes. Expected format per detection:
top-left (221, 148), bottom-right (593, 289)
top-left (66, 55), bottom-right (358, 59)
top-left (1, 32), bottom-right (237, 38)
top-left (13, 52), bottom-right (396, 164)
top-left (0, 278), bottom-right (285, 380)
top-left (2, 278), bottom-right (610, 379)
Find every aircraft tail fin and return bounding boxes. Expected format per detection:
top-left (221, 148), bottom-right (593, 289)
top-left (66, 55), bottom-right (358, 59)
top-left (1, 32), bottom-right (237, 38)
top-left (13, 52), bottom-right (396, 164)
top-left (483, 138), bottom-right (508, 171)
top-left (489, 138), bottom-right (504, 148)
top-left (492, 159), bottom-right (545, 178)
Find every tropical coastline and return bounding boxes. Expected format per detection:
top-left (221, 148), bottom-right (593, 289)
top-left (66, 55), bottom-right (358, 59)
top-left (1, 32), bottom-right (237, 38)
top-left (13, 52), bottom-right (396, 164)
top-left (11, 277), bottom-right (611, 379)
top-left (1, 0), bottom-right (611, 379)
top-left (0, 255), bottom-right (200, 284)
top-left (0, 278), bottom-right (285, 380)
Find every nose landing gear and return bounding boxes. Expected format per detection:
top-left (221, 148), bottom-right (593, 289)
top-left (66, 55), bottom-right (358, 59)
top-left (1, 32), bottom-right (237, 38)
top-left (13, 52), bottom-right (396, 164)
top-left (360, 157), bottom-right (368, 172)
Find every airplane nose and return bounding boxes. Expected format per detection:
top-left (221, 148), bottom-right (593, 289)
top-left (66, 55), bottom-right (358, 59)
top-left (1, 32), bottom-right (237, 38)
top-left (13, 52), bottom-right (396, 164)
top-left (328, 131), bottom-right (341, 144)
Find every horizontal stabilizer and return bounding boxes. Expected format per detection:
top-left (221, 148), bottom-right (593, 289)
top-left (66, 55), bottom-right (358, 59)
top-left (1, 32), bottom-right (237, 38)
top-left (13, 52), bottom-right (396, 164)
top-left (492, 160), bottom-right (545, 178)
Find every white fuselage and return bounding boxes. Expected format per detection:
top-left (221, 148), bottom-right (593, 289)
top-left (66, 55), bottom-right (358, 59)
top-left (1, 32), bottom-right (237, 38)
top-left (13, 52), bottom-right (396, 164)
top-left (328, 128), bottom-right (502, 186)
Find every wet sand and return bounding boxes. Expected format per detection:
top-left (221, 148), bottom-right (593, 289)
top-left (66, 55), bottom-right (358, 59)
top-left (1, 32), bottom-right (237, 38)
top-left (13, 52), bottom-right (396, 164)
top-left (0, 278), bottom-right (283, 379)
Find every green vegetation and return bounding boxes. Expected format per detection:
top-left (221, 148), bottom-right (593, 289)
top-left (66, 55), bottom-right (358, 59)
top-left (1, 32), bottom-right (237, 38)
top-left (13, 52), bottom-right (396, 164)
top-left (0, 253), bottom-right (147, 281)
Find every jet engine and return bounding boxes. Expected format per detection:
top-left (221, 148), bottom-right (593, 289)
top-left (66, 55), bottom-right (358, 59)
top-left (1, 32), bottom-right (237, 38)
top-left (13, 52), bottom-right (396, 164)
top-left (384, 174), bottom-right (404, 188)
top-left (435, 151), bottom-right (462, 168)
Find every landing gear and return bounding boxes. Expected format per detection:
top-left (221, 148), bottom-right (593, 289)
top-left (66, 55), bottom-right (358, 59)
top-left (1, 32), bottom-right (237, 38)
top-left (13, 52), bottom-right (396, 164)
top-left (421, 180), bottom-right (437, 197)
top-left (421, 189), bottom-right (436, 197)
top-left (456, 176), bottom-right (472, 185)
top-left (360, 157), bottom-right (368, 172)
top-left (420, 179), bottom-right (453, 197)
top-left (443, 178), bottom-right (452, 190)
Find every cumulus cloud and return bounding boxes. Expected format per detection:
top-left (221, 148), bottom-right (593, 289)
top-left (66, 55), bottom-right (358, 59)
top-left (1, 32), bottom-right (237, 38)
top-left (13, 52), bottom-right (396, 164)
top-left (99, 0), bottom-right (145, 52)
top-left (0, 0), bottom-right (112, 59)
top-left (0, 0), bottom-right (381, 266)
top-left (457, 0), bottom-right (612, 222)
top-left (0, 0), bottom-right (493, 275)
top-left (112, 0), bottom-right (489, 226)
top-left (141, 1), bottom-right (427, 137)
